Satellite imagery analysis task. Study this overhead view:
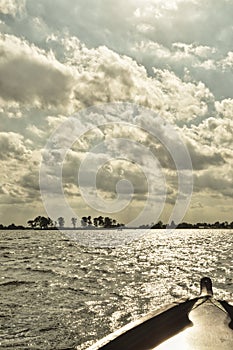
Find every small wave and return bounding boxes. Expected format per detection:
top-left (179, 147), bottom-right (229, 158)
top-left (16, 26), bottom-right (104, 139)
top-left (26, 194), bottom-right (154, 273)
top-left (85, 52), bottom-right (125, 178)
top-left (25, 267), bottom-right (57, 275)
top-left (65, 286), bottom-right (94, 295)
top-left (1, 253), bottom-right (11, 258)
top-left (0, 280), bottom-right (35, 287)
top-left (39, 326), bottom-right (58, 332)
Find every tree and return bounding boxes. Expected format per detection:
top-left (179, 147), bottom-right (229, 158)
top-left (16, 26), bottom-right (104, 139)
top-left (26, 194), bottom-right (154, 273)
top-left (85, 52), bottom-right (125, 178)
top-left (71, 217), bottom-right (77, 228)
top-left (97, 216), bottom-right (104, 227)
top-left (81, 216), bottom-right (87, 227)
top-left (87, 216), bottom-right (92, 226)
top-left (58, 217), bottom-right (65, 228)
top-left (80, 215), bottom-right (123, 228)
top-left (39, 216), bottom-right (53, 229)
top-left (93, 217), bottom-right (98, 227)
top-left (152, 220), bottom-right (163, 229)
top-left (27, 216), bottom-right (53, 229)
top-left (34, 216), bottom-right (42, 228)
top-left (8, 223), bottom-right (16, 229)
top-left (104, 217), bottom-right (112, 228)
top-left (27, 220), bottom-right (36, 228)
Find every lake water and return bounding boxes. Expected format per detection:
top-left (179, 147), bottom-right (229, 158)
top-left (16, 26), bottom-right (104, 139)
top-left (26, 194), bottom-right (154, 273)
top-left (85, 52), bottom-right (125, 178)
top-left (0, 229), bottom-right (232, 349)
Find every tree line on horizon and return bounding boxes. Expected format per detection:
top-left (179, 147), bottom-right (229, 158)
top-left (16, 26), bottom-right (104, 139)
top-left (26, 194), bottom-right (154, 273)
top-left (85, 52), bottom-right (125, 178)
top-left (25, 215), bottom-right (125, 229)
top-left (148, 220), bottom-right (233, 229)
top-left (0, 217), bottom-right (233, 230)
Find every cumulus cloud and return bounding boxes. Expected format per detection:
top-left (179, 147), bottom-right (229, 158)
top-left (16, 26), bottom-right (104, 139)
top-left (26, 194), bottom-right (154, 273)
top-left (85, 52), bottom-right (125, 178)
top-left (0, 0), bottom-right (25, 17)
top-left (0, 32), bottom-right (215, 123)
top-left (54, 35), bottom-right (215, 124)
top-left (0, 34), bottom-right (75, 109)
top-left (194, 168), bottom-right (233, 198)
top-left (20, 0), bottom-right (233, 52)
top-left (184, 117), bottom-right (233, 152)
top-left (152, 68), bottom-right (214, 123)
top-left (0, 132), bottom-right (30, 160)
top-left (0, 182), bottom-right (25, 199)
top-left (26, 125), bottom-right (46, 140)
top-left (20, 170), bottom-right (40, 192)
top-left (215, 98), bottom-right (233, 120)
top-left (184, 138), bottom-right (225, 170)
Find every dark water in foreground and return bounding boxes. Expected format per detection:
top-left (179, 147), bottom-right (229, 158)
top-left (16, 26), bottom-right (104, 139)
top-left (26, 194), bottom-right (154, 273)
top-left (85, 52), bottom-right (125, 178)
top-left (0, 229), bottom-right (232, 349)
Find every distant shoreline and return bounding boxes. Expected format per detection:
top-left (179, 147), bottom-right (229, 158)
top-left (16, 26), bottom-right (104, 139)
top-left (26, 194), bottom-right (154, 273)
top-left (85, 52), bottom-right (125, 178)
top-left (0, 224), bottom-right (232, 230)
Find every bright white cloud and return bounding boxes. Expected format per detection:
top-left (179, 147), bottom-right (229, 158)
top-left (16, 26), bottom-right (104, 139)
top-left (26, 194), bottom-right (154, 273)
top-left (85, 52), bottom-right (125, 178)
top-left (219, 51), bottom-right (233, 70)
top-left (0, 0), bottom-right (25, 17)
top-left (215, 98), bottom-right (233, 120)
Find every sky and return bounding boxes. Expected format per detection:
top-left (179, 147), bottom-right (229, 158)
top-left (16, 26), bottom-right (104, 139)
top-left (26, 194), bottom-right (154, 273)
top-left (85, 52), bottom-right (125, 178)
top-left (0, 0), bottom-right (232, 227)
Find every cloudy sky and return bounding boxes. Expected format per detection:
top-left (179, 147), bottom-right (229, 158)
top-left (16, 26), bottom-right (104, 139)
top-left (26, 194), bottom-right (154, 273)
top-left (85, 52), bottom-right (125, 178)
top-left (0, 0), bottom-right (232, 227)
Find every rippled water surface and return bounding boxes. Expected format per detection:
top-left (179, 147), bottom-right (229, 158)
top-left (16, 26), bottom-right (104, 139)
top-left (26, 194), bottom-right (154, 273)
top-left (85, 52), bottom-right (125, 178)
top-left (0, 229), bottom-right (232, 349)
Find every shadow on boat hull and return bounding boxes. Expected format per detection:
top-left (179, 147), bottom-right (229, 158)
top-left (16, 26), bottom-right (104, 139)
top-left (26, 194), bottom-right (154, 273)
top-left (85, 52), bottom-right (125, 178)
top-left (87, 278), bottom-right (233, 350)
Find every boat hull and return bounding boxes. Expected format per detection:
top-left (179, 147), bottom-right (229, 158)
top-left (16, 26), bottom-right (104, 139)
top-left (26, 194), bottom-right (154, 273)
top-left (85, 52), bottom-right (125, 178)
top-left (86, 279), bottom-right (233, 349)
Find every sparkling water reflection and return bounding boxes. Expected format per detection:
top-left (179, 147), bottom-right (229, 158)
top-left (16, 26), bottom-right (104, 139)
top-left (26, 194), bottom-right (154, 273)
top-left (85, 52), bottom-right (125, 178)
top-left (0, 229), bottom-right (232, 349)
